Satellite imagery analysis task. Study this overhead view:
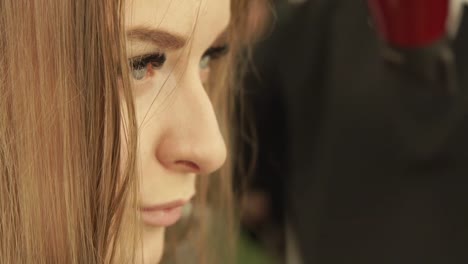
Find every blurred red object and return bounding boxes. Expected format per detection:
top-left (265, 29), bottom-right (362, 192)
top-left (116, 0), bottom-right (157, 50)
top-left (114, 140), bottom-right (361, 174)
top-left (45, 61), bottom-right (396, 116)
top-left (368, 0), bottom-right (449, 48)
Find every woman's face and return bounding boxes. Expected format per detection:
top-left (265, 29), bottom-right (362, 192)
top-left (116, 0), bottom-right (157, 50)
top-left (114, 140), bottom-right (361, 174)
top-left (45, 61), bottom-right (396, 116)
top-left (123, 0), bottom-right (230, 262)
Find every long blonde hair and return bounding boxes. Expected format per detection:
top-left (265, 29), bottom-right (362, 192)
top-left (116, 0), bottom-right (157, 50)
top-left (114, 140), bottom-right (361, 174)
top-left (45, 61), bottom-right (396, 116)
top-left (0, 0), bottom-right (249, 263)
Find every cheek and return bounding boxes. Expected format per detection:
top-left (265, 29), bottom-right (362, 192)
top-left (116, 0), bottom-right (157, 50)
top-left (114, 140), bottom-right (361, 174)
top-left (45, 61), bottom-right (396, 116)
top-left (133, 70), bottom-right (182, 126)
top-left (119, 99), bottom-right (130, 172)
top-left (120, 130), bottom-right (128, 167)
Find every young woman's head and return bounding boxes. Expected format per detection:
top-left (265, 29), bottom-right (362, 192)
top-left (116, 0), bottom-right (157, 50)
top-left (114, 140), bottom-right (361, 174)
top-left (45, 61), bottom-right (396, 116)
top-left (0, 0), bottom-right (248, 263)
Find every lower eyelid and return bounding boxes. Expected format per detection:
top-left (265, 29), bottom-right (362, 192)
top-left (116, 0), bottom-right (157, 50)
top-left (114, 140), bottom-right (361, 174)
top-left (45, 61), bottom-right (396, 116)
top-left (131, 62), bottom-right (163, 81)
top-left (131, 75), bottom-right (157, 95)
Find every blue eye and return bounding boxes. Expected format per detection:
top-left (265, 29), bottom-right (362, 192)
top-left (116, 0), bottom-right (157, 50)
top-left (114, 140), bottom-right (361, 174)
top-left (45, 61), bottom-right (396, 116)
top-left (129, 53), bottom-right (166, 80)
top-left (200, 55), bottom-right (211, 70)
top-left (199, 45), bottom-right (230, 70)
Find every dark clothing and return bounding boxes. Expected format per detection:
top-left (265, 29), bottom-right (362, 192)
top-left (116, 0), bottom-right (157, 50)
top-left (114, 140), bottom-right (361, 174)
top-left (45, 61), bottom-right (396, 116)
top-left (248, 0), bottom-right (468, 263)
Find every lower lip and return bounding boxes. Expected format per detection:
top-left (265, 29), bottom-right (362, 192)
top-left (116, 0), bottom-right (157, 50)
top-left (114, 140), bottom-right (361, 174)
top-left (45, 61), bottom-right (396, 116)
top-left (140, 206), bottom-right (183, 227)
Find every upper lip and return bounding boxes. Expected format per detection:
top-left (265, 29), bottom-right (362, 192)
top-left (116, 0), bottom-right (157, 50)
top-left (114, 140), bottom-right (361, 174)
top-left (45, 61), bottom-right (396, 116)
top-left (140, 195), bottom-right (194, 212)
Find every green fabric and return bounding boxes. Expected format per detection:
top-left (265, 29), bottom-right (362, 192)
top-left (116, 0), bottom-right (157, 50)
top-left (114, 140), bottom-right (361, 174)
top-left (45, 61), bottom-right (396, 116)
top-left (236, 233), bottom-right (275, 264)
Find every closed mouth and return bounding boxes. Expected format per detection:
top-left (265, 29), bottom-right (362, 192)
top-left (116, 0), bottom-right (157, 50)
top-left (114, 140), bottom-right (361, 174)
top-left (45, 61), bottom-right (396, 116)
top-left (140, 196), bottom-right (193, 227)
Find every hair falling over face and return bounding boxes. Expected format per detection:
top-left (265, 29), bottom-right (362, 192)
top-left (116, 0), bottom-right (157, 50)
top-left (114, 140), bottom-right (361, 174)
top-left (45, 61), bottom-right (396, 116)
top-left (0, 0), bottom-right (251, 263)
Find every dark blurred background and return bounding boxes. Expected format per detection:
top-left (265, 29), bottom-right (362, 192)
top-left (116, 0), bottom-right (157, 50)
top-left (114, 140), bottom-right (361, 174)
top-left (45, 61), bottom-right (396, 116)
top-left (237, 0), bottom-right (468, 263)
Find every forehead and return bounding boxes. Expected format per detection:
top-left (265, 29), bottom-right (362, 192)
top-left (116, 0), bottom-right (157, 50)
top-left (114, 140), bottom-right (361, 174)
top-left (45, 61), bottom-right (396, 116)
top-left (125, 0), bottom-right (230, 37)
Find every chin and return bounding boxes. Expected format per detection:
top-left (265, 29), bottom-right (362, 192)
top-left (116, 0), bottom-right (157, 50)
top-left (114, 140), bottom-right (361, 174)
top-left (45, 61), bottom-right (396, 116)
top-left (136, 227), bottom-right (165, 264)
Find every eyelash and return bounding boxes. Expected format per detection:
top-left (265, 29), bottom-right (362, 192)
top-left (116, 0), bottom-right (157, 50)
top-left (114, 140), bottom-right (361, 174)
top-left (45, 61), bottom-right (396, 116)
top-left (200, 45), bottom-right (230, 70)
top-left (128, 44), bottom-right (230, 81)
top-left (129, 53), bottom-right (166, 80)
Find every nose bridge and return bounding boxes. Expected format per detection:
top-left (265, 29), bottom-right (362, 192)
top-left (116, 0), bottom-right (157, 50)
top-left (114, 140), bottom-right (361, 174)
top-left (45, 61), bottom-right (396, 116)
top-left (156, 72), bottom-right (227, 175)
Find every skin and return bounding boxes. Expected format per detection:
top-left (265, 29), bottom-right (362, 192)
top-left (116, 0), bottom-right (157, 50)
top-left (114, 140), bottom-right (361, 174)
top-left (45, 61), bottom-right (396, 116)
top-left (122, 0), bottom-right (230, 262)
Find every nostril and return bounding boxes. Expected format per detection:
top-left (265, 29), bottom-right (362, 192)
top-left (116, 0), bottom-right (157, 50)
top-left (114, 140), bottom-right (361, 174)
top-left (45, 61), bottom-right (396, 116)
top-left (175, 160), bottom-right (200, 172)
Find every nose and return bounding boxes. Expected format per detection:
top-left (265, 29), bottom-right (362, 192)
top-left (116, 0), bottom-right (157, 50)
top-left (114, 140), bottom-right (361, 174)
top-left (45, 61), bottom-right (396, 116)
top-left (155, 74), bottom-right (227, 175)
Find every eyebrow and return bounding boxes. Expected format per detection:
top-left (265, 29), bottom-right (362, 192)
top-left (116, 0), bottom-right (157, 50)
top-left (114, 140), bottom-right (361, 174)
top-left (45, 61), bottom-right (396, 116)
top-left (126, 27), bottom-right (188, 50)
